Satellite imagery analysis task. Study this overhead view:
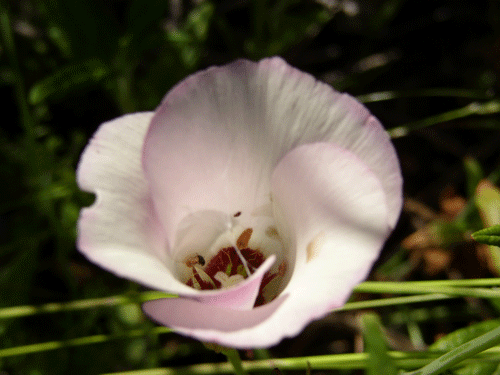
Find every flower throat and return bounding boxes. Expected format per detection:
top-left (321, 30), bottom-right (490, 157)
top-left (184, 228), bottom-right (286, 307)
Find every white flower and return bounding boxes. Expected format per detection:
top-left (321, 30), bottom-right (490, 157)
top-left (77, 57), bottom-right (402, 348)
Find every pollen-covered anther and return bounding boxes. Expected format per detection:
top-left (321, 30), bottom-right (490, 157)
top-left (184, 254), bottom-right (205, 267)
top-left (278, 260), bottom-right (287, 277)
top-left (181, 226), bottom-right (287, 307)
top-left (236, 228), bottom-right (253, 249)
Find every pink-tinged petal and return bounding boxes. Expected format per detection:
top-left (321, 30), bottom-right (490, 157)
top-left (142, 294), bottom-right (289, 348)
top-left (143, 142), bottom-right (394, 349)
top-left (143, 57), bottom-right (401, 254)
top-left (142, 63), bottom-right (272, 250)
top-left (321, 99), bottom-right (402, 228)
top-left (77, 113), bottom-right (196, 295)
top-left (77, 113), bottom-right (275, 302)
top-left (78, 57), bottom-right (403, 348)
top-left (270, 143), bottom-right (391, 326)
top-left (254, 58), bottom-right (402, 228)
top-left (195, 256), bottom-right (275, 310)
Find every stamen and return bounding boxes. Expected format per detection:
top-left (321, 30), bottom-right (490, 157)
top-left (197, 255), bottom-right (205, 266)
top-left (182, 225), bottom-right (286, 307)
top-left (236, 228), bottom-right (253, 249)
top-left (230, 228), bottom-right (254, 276)
top-left (188, 265), bottom-right (216, 289)
top-left (232, 246), bottom-right (252, 276)
top-left (184, 254), bottom-right (204, 267)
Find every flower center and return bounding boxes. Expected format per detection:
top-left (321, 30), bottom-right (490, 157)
top-left (182, 227), bottom-right (287, 307)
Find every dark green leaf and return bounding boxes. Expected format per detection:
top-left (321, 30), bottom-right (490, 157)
top-left (472, 235), bottom-right (500, 247)
top-left (472, 225), bottom-right (500, 246)
top-left (473, 225), bottom-right (500, 237)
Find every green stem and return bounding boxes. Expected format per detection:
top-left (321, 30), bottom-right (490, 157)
top-left (3, 279), bottom-right (500, 320)
top-left (401, 325), bottom-right (500, 375)
top-left (337, 293), bottom-right (455, 312)
top-left (0, 326), bottom-right (171, 358)
top-left (252, 0), bottom-right (266, 57)
top-left (117, 74), bottom-right (136, 113)
top-left (0, 291), bottom-right (173, 320)
top-left (355, 281), bottom-right (500, 299)
top-left (0, 1), bottom-right (40, 175)
top-left (388, 100), bottom-right (500, 138)
top-left (99, 349), bottom-right (500, 375)
top-left (224, 349), bottom-right (249, 375)
top-left (357, 88), bottom-right (493, 103)
top-left (357, 278), bottom-right (500, 288)
top-left (114, 36), bottom-right (137, 113)
top-left (0, 2), bottom-right (36, 140)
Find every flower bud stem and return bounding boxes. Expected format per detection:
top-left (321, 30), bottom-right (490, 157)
top-left (224, 348), bottom-right (249, 375)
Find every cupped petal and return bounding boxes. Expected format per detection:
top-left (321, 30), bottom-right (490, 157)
top-left (142, 62), bottom-right (272, 253)
top-left (255, 58), bottom-right (402, 228)
top-left (77, 113), bottom-right (276, 302)
top-left (142, 294), bottom-right (289, 348)
top-left (268, 142), bottom-right (393, 337)
top-left (143, 57), bottom-right (401, 255)
top-left (142, 142), bottom-right (397, 348)
top-left (77, 113), bottom-right (196, 295)
top-left (195, 256), bottom-right (275, 310)
top-left (78, 57), bottom-right (402, 348)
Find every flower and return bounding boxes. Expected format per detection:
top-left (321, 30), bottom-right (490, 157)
top-left (77, 57), bottom-right (402, 348)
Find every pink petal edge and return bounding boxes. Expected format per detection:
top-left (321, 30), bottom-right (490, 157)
top-left (142, 142), bottom-right (396, 348)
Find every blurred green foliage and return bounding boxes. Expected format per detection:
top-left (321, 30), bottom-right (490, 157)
top-left (1, 0), bottom-right (500, 374)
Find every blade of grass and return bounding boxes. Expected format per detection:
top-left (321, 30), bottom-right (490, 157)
top-left (388, 100), bottom-right (500, 138)
top-left (0, 291), bottom-right (174, 319)
top-left (357, 88), bottom-right (493, 103)
top-left (361, 313), bottom-right (398, 375)
top-left (0, 326), bottom-right (171, 358)
top-left (402, 325), bottom-right (500, 375)
top-left (358, 278), bottom-right (500, 288)
top-left (337, 294), bottom-right (455, 312)
top-left (99, 348), bottom-right (500, 374)
top-left (3, 279), bottom-right (500, 320)
top-left (355, 280), bottom-right (500, 298)
top-left (0, 1), bottom-right (37, 166)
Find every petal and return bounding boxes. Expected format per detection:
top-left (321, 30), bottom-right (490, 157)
top-left (142, 142), bottom-right (395, 348)
top-left (79, 58), bottom-right (402, 348)
top-left (77, 113), bottom-right (275, 302)
top-left (142, 294), bottom-right (289, 348)
top-left (142, 62), bottom-right (273, 251)
top-left (195, 256), bottom-right (275, 310)
top-left (255, 58), bottom-right (402, 228)
top-left (143, 57), bottom-right (401, 255)
top-left (269, 142), bottom-right (392, 334)
top-left (76, 112), bottom-right (278, 301)
top-left (77, 112), bottom-right (196, 295)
